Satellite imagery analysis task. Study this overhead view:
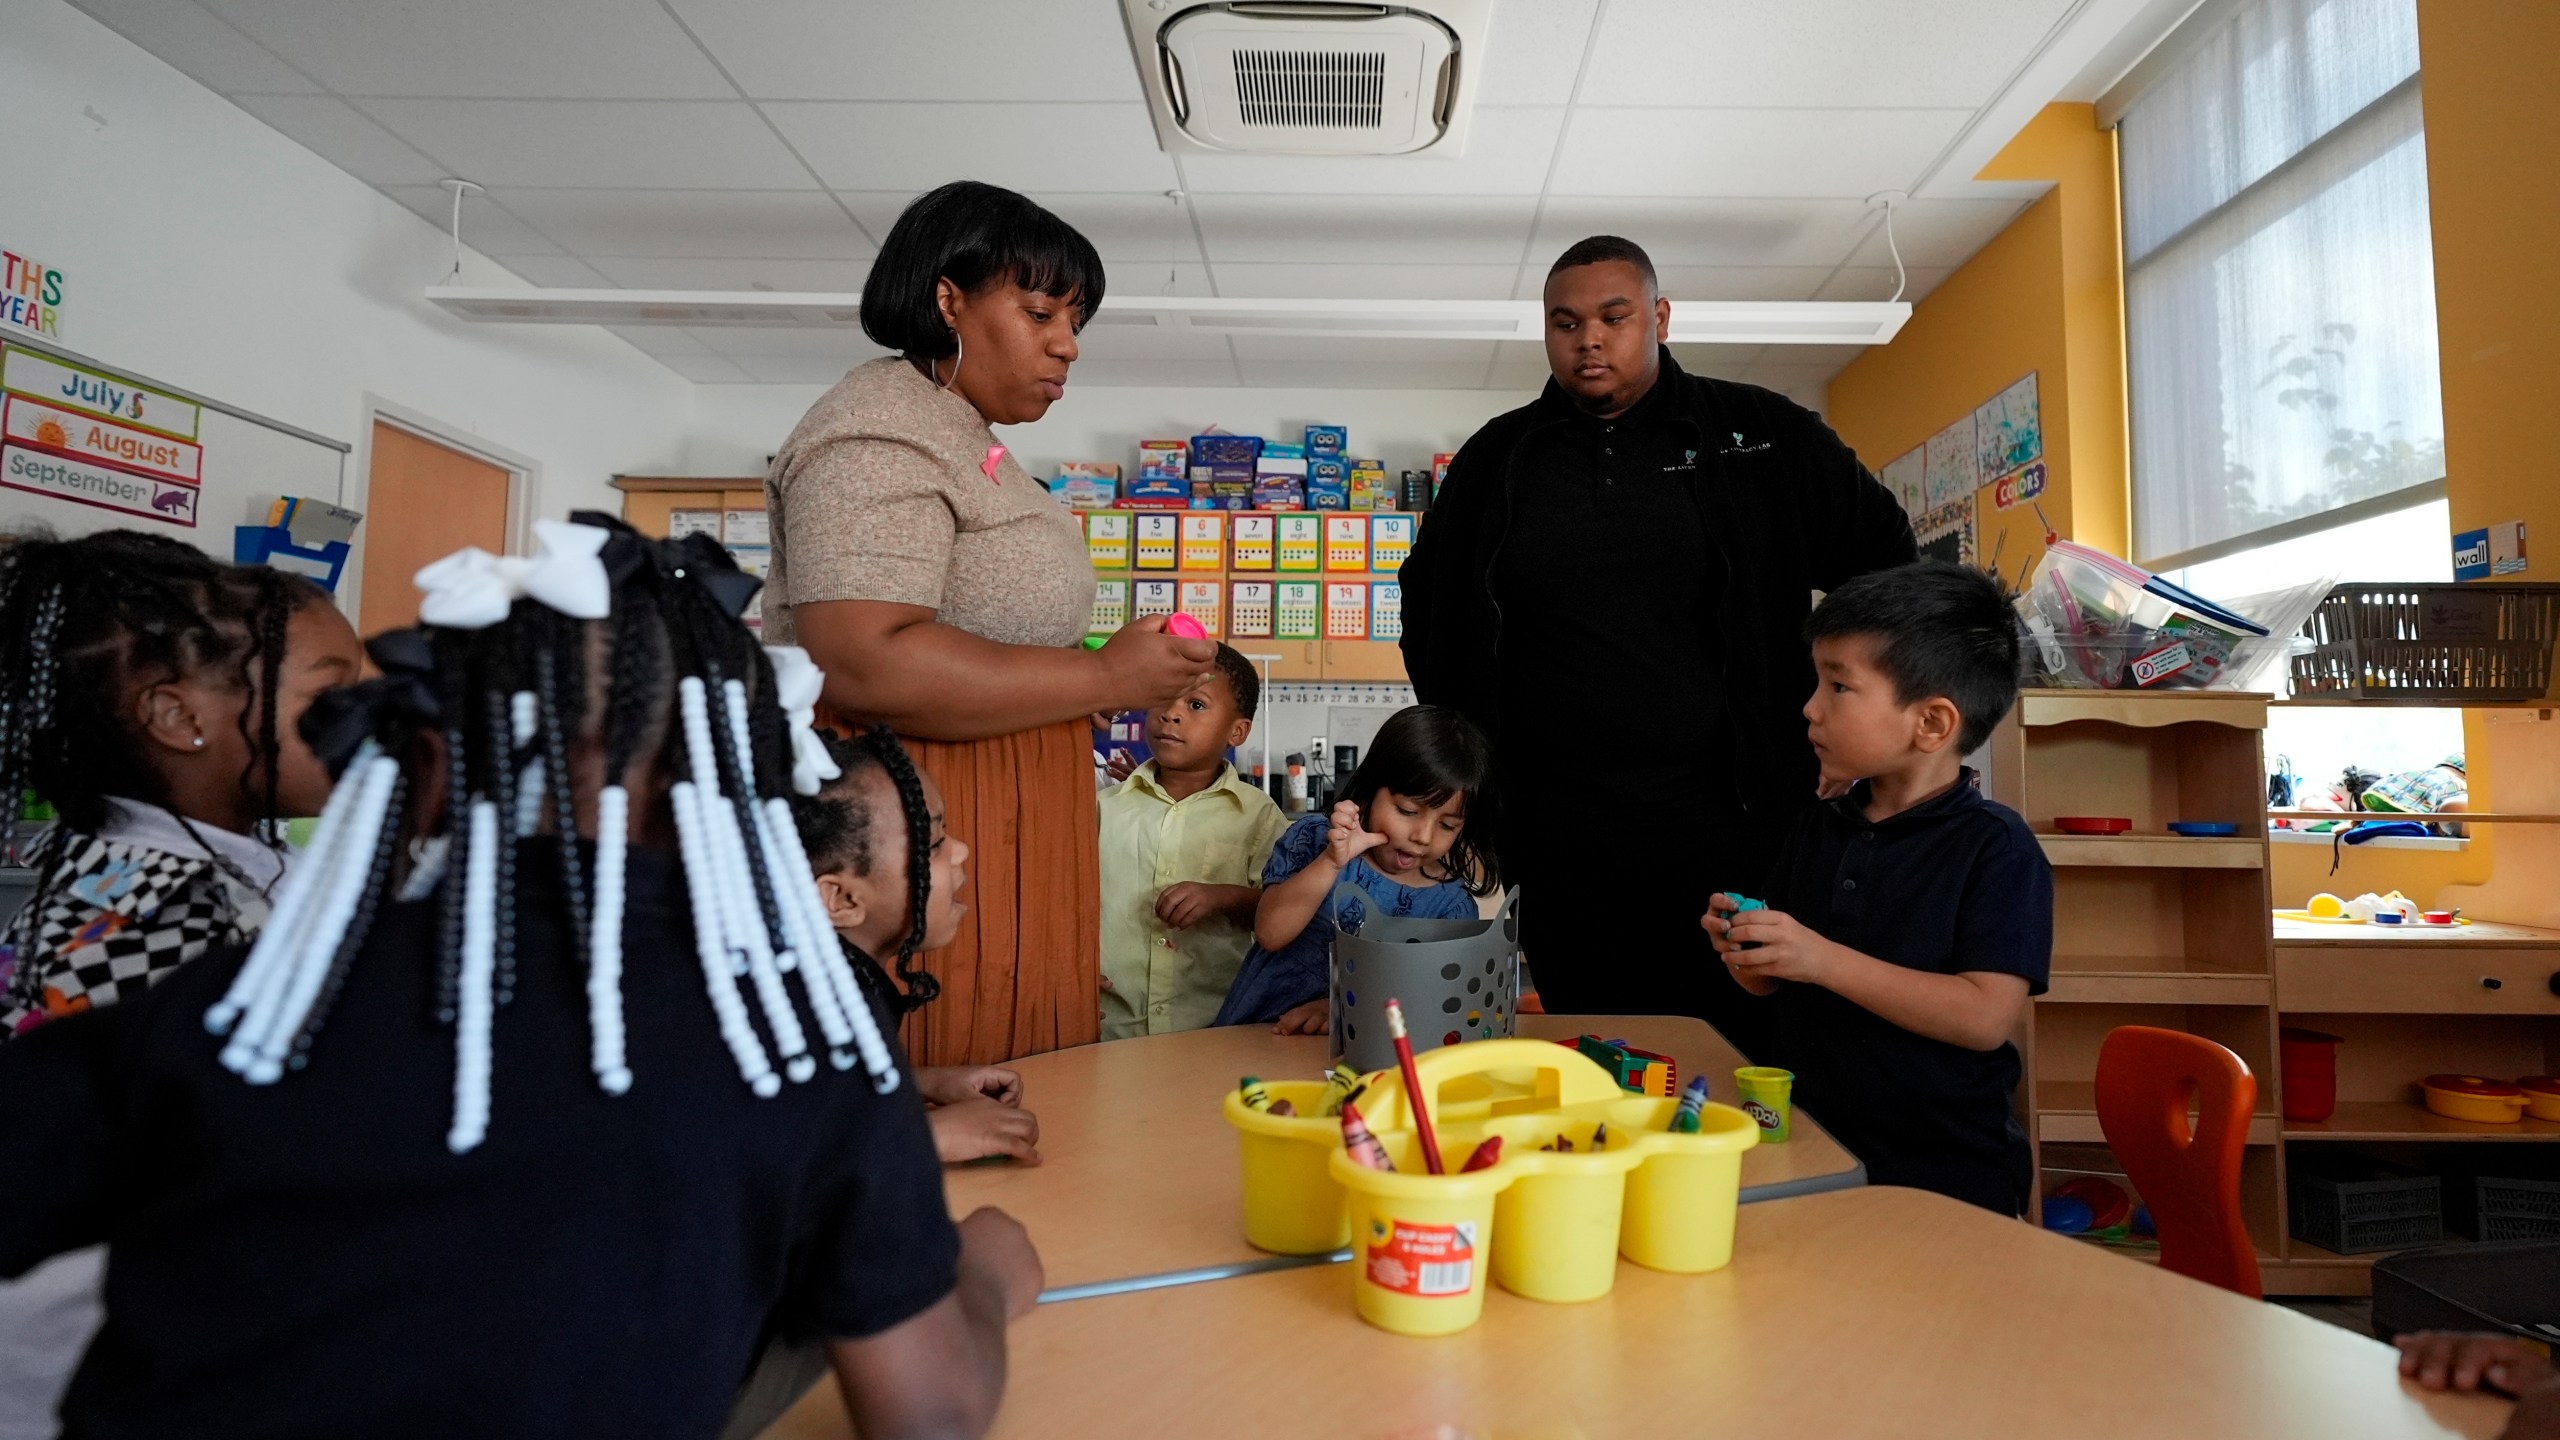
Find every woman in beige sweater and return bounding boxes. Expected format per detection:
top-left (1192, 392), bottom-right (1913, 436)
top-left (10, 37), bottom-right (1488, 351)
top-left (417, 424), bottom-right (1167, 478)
top-left (765, 182), bottom-right (1211, 1066)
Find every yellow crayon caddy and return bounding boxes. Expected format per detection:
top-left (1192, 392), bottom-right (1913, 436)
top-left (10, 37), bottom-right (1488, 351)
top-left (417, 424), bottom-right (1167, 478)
top-left (1223, 1039), bottom-right (1758, 1335)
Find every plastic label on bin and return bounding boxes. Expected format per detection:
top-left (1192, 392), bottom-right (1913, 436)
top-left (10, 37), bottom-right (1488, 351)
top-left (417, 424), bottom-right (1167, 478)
top-left (1367, 1218), bottom-right (1476, 1297)
top-left (2131, 641), bottom-right (2194, 687)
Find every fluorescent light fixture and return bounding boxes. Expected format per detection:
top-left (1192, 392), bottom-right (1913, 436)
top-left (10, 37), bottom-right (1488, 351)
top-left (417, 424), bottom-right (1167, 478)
top-left (423, 287), bottom-right (1910, 346)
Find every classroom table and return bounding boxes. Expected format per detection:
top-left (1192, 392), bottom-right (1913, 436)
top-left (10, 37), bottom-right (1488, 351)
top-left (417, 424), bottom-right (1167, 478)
top-left (766, 1186), bottom-right (2513, 1440)
top-left (940, 1015), bottom-right (1865, 1297)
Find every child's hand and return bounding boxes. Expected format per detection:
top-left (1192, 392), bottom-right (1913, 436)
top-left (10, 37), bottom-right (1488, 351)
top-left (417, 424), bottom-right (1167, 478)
top-left (1273, 999), bottom-right (1330, 1035)
top-left (918, 1063), bottom-right (1023, 1108)
top-left (1324, 800), bottom-right (1388, 869)
top-left (1706, 902), bottom-right (1839, 985)
top-left (1155, 881), bottom-right (1230, 930)
top-left (931, 1096), bottom-right (1043, 1166)
top-left (2397, 1332), bottom-right (2556, 1397)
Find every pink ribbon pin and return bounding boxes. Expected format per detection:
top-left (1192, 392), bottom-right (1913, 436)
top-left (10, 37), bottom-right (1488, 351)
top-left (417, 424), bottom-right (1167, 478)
top-left (981, 445), bottom-right (1005, 481)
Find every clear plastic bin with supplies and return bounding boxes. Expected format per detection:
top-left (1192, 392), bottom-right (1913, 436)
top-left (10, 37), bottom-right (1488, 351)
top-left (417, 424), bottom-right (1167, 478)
top-left (2014, 540), bottom-right (2329, 692)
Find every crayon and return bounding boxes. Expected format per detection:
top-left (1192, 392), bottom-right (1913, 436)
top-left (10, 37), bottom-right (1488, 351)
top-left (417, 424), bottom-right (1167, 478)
top-left (1268, 1099), bottom-right (1296, 1117)
top-left (1460, 1135), bottom-right (1503, 1172)
top-left (1555, 1135), bottom-right (1573, 1153)
top-left (1318, 1062), bottom-right (1362, 1116)
top-left (1670, 1074), bottom-right (1710, 1134)
top-left (1238, 1076), bottom-right (1270, 1111)
top-left (1590, 1123), bottom-right (1608, 1148)
top-left (1340, 1102), bottom-right (1395, 1172)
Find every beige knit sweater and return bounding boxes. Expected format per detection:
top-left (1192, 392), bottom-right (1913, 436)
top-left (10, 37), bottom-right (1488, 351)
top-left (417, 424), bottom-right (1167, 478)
top-left (762, 357), bottom-right (1091, 649)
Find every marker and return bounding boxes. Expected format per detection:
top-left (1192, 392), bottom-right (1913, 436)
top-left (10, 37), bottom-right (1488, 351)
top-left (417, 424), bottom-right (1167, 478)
top-left (1460, 1135), bottom-right (1503, 1172)
top-left (1340, 1102), bottom-right (1395, 1172)
top-left (1267, 1099), bottom-right (1296, 1117)
top-left (1238, 1076), bottom-right (1270, 1111)
top-left (1670, 1074), bottom-right (1709, 1134)
top-left (1384, 999), bottom-right (1445, 1174)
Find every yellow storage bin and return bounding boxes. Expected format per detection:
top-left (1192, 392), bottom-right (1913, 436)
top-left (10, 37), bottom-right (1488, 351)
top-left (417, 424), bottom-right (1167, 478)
top-left (1475, 1113), bottom-right (1645, 1302)
top-left (1332, 1134), bottom-right (1511, 1336)
top-left (1223, 1079), bottom-right (1354, 1254)
top-left (1612, 1094), bottom-right (1762, 1273)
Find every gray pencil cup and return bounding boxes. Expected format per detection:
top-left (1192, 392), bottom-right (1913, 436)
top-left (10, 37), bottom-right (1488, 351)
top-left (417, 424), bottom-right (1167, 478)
top-left (1329, 886), bottom-right (1522, 1074)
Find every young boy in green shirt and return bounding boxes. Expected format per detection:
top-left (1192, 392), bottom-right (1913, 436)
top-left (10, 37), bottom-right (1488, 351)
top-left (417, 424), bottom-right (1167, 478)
top-left (1097, 646), bottom-right (1287, 1039)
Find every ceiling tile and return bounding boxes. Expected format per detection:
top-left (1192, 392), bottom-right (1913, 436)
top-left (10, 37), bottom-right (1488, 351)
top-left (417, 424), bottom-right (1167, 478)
top-left (691, 325), bottom-right (882, 360)
top-left (1745, 360), bottom-right (1852, 392)
top-left (651, 354), bottom-right (757, 383)
top-left (1216, 263), bottom-right (1519, 301)
top-left (604, 325), bottom-right (712, 356)
top-left (765, 103), bottom-right (1178, 194)
top-left (732, 354), bottom-right (878, 384)
top-left (1189, 195), bottom-right (1536, 265)
top-left (1099, 263), bottom-right (1217, 298)
top-left (1178, 108), bottom-right (1566, 196)
top-left (1479, 0), bottom-right (1603, 107)
top-left (204, 0), bottom-right (733, 98)
top-left (230, 95), bottom-right (445, 184)
top-left (1548, 107), bottom-right (1971, 198)
top-left (489, 190), bottom-right (868, 259)
top-left (668, 0), bottom-right (1146, 102)
top-left (1757, 344), bottom-right (1871, 366)
top-left (1235, 359), bottom-right (1498, 390)
top-left (1059, 359), bottom-right (1241, 389)
top-left (1846, 197), bottom-right (2033, 268)
top-left (1527, 198), bottom-right (1874, 269)
top-left (1813, 265), bottom-right (1952, 302)
top-left (1230, 338), bottom-right (1497, 367)
top-left (379, 185), bottom-right (561, 254)
top-left (1668, 343), bottom-right (1770, 368)
top-left (491, 254), bottom-right (616, 288)
top-left (587, 256), bottom-right (870, 291)
top-left (836, 192), bottom-right (1202, 265)
top-left (355, 101), bottom-right (816, 189)
top-left (67, 0), bottom-right (320, 93)
top-left (1657, 267), bottom-right (1840, 302)
top-left (1584, 0), bottom-right (2078, 110)
top-left (1071, 322), bottom-right (1235, 364)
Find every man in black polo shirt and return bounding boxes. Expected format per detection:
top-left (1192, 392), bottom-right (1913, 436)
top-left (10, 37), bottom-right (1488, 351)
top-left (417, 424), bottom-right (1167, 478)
top-left (1400, 236), bottom-right (1915, 1058)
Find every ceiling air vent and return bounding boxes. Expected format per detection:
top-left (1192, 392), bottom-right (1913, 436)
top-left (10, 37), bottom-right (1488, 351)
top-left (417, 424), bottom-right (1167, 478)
top-left (1123, 1), bottom-right (1490, 156)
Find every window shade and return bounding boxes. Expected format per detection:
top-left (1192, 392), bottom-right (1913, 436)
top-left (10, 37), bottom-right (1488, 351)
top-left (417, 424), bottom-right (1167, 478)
top-left (2120, 0), bottom-right (2445, 568)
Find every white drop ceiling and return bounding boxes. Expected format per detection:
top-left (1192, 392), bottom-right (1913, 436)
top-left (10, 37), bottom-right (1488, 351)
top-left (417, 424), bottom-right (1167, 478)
top-left (73, 0), bottom-right (2189, 397)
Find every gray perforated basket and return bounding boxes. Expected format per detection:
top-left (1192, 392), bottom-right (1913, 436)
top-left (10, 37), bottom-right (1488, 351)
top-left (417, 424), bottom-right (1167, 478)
top-left (1328, 886), bottom-right (1520, 1075)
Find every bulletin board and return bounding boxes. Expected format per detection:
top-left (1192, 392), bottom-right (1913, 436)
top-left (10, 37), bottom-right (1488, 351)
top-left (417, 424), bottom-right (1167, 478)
top-left (1877, 369), bottom-right (2045, 588)
top-left (0, 339), bottom-right (346, 558)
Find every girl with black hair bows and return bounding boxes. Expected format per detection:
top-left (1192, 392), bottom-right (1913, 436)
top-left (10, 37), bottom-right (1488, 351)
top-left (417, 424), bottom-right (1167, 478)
top-left (0, 516), bottom-right (1041, 1440)
top-left (794, 730), bottom-right (1041, 1167)
top-left (0, 528), bottom-right (362, 1040)
top-left (1212, 706), bottom-right (1500, 1034)
top-left (763, 180), bottom-right (1216, 1070)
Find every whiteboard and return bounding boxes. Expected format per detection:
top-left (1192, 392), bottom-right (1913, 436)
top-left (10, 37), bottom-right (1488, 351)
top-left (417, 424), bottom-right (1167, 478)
top-left (0, 339), bottom-right (346, 560)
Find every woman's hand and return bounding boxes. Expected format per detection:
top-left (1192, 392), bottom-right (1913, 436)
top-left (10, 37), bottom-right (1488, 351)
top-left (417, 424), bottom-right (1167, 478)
top-left (1325, 800), bottom-right (1389, 870)
top-left (930, 1096), bottom-right (1043, 1165)
top-left (2398, 1332), bottom-right (2555, 1398)
top-left (1274, 999), bottom-right (1330, 1035)
top-left (1096, 616), bottom-right (1217, 714)
top-left (918, 1064), bottom-right (1024, 1108)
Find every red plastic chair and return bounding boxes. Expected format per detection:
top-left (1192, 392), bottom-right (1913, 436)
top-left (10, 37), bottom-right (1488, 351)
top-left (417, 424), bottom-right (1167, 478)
top-left (2094, 1025), bottom-right (2263, 1299)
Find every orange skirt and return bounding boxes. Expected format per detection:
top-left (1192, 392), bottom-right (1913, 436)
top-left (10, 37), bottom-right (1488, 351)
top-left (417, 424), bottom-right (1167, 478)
top-left (893, 717), bottom-right (1100, 1067)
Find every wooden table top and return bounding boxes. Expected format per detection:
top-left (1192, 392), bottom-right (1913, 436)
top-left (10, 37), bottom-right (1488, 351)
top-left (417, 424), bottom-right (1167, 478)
top-left (2276, 914), bottom-right (2560, 948)
top-left (942, 1015), bottom-right (1863, 1295)
top-left (767, 1186), bottom-right (2507, 1440)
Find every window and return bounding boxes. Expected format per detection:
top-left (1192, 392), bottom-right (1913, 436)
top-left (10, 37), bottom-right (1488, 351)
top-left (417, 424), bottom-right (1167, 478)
top-left (2119, 0), bottom-right (2446, 572)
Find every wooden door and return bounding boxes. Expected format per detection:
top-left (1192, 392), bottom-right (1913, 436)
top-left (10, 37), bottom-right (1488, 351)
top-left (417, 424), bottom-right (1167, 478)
top-left (360, 421), bottom-right (511, 632)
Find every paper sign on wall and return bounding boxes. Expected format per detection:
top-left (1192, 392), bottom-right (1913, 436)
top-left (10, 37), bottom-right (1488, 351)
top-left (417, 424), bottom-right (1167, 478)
top-left (3, 395), bottom-right (201, 483)
top-left (1, 252), bottom-right (64, 342)
top-left (1913, 496), bottom-right (1974, 567)
top-left (2493, 520), bottom-right (2528, 576)
top-left (1989, 461), bottom-right (2046, 511)
top-left (1922, 414), bottom-right (1976, 509)
top-left (2, 445), bottom-right (198, 527)
top-left (1973, 372), bottom-right (2041, 479)
top-left (722, 509), bottom-right (768, 547)
top-left (1881, 448), bottom-right (1925, 516)
top-left (667, 508), bottom-right (721, 542)
top-left (2, 347), bottom-right (197, 439)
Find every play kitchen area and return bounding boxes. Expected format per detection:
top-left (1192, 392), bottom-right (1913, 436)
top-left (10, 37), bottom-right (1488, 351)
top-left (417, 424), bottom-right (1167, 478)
top-left (1991, 552), bottom-right (2560, 1300)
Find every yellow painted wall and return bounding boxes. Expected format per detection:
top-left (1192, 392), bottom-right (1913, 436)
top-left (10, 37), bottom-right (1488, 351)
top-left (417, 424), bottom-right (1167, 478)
top-left (1827, 103), bottom-right (2128, 577)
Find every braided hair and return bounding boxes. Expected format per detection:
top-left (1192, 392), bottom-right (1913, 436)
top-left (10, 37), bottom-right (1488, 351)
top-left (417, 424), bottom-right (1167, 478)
top-left (205, 514), bottom-right (900, 1154)
top-left (790, 728), bottom-right (942, 1012)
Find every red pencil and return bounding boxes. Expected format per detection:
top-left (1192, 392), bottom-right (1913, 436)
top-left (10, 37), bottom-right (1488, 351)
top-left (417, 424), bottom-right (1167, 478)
top-left (1384, 998), bottom-right (1445, 1174)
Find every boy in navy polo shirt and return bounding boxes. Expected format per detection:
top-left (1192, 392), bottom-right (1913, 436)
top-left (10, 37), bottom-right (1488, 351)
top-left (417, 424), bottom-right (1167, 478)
top-left (1704, 561), bottom-right (2051, 1215)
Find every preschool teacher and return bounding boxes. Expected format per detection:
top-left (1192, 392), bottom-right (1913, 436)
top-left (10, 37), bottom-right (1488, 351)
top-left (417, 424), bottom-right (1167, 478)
top-left (1399, 235), bottom-right (1917, 1060)
top-left (762, 181), bottom-right (1215, 1066)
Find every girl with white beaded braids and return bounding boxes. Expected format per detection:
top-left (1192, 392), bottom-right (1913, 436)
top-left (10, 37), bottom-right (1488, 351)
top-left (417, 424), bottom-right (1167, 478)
top-left (0, 514), bottom-right (1042, 1440)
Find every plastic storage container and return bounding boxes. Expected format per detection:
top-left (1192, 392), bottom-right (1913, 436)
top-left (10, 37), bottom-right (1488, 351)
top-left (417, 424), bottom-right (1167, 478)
top-left (2290, 1158), bottom-right (2443, 1254)
top-left (2279, 1028), bottom-right (2342, 1123)
top-left (1329, 886), bottom-right (1519, 1076)
top-left (1224, 1079), bottom-right (1353, 1255)
top-left (2448, 1174), bottom-right (2560, 1243)
top-left (2291, 582), bottom-right (2560, 702)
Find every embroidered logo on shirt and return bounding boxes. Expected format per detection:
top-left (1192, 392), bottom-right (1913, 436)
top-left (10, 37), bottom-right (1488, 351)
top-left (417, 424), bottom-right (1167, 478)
top-left (1720, 430), bottom-right (1773, 455)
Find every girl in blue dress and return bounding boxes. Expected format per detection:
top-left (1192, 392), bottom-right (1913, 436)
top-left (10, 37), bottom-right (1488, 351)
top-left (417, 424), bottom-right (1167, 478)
top-left (1212, 705), bottom-right (1497, 1032)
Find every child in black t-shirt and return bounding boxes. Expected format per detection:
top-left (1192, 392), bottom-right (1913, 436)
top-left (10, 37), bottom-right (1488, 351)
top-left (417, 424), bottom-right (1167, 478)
top-left (0, 518), bottom-right (1041, 1440)
top-left (1704, 561), bottom-right (2051, 1215)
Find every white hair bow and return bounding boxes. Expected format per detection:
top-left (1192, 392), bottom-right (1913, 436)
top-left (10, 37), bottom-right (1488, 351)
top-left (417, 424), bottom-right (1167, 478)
top-left (415, 520), bottom-right (613, 629)
top-left (764, 645), bottom-right (842, 795)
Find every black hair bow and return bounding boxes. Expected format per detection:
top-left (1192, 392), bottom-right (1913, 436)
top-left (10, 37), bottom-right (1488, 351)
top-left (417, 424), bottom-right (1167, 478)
top-left (572, 508), bottom-right (764, 621)
top-left (300, 627), bottom-right (443, 778)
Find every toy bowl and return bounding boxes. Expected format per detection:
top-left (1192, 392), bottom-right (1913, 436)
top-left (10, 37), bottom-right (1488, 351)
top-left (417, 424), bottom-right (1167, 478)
top-left (2517, 1076), bottom-right (2560, 1123)
top-left (2422, 1074), bottom-right (2527, 1124)
top-left (2055, 816), bottom-right (2132, 835)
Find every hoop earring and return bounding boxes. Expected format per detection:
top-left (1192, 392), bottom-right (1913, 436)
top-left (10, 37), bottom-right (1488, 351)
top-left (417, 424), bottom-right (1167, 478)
top-left (941, 333), bottom-right (964, 394)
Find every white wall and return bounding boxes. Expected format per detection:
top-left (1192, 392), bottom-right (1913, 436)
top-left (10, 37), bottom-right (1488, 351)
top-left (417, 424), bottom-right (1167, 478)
top-left (3, 0), bottom-right (696, 560)
top-left (684, 381), bottom-right (1545, 482)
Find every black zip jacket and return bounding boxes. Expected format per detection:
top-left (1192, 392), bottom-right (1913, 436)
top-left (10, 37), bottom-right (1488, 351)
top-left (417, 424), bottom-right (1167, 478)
top-left (1398, 348), bottom-right (1918, 832)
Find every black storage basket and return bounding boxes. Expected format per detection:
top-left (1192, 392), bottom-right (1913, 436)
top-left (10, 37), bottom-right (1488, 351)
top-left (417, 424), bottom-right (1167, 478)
top-left (2289, 1159), bottom-right (2442, 1254)
top-left (2372, 1239), bottom-right (2560, 1345)
top-left (2449, 1173), bottom-right (2560, 1243)
top-left (2290, 582), bottom-right (2560, 701)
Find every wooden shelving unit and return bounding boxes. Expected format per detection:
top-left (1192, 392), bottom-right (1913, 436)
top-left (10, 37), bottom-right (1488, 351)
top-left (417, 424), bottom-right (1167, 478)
top-left (1987, 688), bottom-right (2287, 1263)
